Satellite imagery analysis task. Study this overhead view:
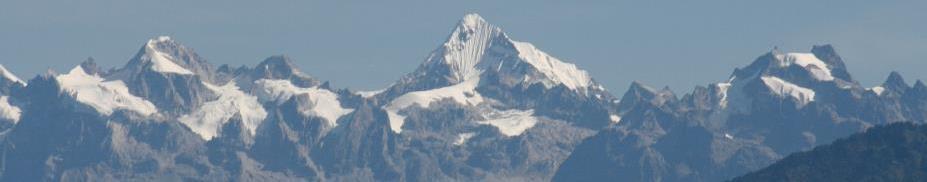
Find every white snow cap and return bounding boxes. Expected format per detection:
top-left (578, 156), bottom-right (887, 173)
top-left (0, 64), bottom-right (26, 86)
top-left (761, 76), bottom-right (815, 107)
top-left (476, 109), bottom-right (539, 137)
top-left (460, 13), bottom-right (488, 30)
top-left (253, 79), bottom-right (354, 128)
top-left (453, 132), bottom-right (476, 146)
top-left (356, 88), bottom-right (386, 98)
top-left (56, 66), bottom-right (158, 116)
top-left (179, 81), bottom-right (268, 140)
top-left (775, 52), bottom-right (834, 81)
top-left (426, 13), bottom-right (593, 91)
top-left (155, 35), bottom-right (171, 42)
top-left (715, 82), bottom-right (733, 108)
top-left (867, 86), bottom-right (886, 96)
top-left (609, 114), bottom-right (622, 123)
top-left (436, 13), bottom-right (500, 83)
top-left (511, 41), bottom-right (592, 90)
top-left (0, 96), bottom-right (21, 123)
top-left (142, 36), bottom-right (195, 75)
top-left (724, 133), bottom-right (734, 140)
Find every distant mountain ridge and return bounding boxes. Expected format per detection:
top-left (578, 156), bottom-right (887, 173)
top-left (553, 43), bottom-right (927, 181)
top-left (0, 13), bottom-right (924, 181)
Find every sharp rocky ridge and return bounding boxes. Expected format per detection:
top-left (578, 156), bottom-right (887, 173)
top-left (0, 13), bottom-right (924, 181)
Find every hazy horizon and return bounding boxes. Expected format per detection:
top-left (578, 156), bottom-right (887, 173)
top-left (2, 0), bottom-right (925, 94)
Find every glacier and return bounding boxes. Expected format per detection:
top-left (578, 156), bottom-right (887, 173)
top-left (56, 66), bottom-right (158, 116)
top-left (253, 79), bottom-right (353, 127)
top-left (761, 76), bottom-right (816, 106)
top-left (179, 81), bottom-right (267, 140)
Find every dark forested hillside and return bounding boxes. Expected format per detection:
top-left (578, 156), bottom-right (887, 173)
top-left (732, 123), bottom-right (927, 182)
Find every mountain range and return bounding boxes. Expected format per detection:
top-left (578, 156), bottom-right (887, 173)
top-left (0, 13), bottom-right (924, 181)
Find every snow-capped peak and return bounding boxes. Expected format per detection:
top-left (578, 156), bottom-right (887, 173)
top-left (432, 13), bottom-right (503, 83)
top-left (118, 35), bottom-right (215, 80)
top-left (460, 13), bottom-right (490, 32)
top-left (252, 56), bottom-right (317, 85)
top-left (773, 52), bottom-right (834, 81)
top-left (408, 13), bottom-right (593, 91)
top-left (714, 48), bottom-right (837, 112)
top-left (142, 36), bottom-right (195, 75)
top-left (0, 64), bottom-right (26, 86)
top-left (153, 35), bottom-right (172, 43)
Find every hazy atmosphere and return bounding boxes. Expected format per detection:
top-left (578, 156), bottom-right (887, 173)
top-left (2, 0), bottom-right (924, 93)
top-left (3, 1), bottom-right (927, 181)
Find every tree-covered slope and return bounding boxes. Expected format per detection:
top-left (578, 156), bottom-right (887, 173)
top-left (732, 123), bottom-right (927, 182)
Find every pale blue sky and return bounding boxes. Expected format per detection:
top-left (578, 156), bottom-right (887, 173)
top-left (1, 0), bottom-right (925, 94)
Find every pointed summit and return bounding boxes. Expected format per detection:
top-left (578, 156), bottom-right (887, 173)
top-left (909, 80), bottom-right (927, 100)
top-left (108, 36), bottom-right (219, 114)
top-left (150, 35), bottom-right (173, 43)
top-left (141, 36), bottom-right (193, 75)
top-left (883, 71), bottom-right (908, 91)
top-left (618, 81), bottom-right (675, 110)
top-left (80, 57), bottom-right (101, 75)
top-left (252, 55), bottom-right (319, 87)
top-left (254, 55), bottom-right (301, 77)
top-left (431, 13), bottom-right (506, 83)
top-left (622, 82), bottom-right (658, 104)
top-left (458, 13), bottom-right (492, 31)
top-left (122, 36), bottom-right (215, 80)
top-left (810, 45), bottom-right (840, 65)
top-left (392, 13), bottom-right (594, 95)
top-left (913, 80), bottom-right (926, 92)
top-left (811, 44), bottom-right (852, 81)
top-left (628, 81), bottom-right (657, 95)
top-left (731, 46), bottom-right (847, 95)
